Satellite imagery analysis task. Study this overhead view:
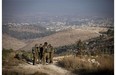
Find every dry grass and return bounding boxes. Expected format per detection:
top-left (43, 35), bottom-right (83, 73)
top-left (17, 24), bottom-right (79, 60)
top-left (57, 55), bottom-right (114, 75)
top-left (95, 55), bottom-right (114, 70)
top-left (2, 70), bottom-right (48, 75)
top-left (58, 56), bottom-right (94, 70)
top-left (2, 49), bottom-right (25, 66)
top-left (2, 34), bottom-right (26, 50)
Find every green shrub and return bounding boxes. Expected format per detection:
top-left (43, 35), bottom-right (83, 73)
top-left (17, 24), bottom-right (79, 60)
top-left (2, 48), bottom-right (14, 60)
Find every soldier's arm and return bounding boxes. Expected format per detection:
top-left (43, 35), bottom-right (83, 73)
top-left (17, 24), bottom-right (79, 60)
top-left (32, 47), bottom-right (35, 54)
top-left (38, 47), bottom-right (40, 53)
top-left (42, 47), bottom-right (45, 54)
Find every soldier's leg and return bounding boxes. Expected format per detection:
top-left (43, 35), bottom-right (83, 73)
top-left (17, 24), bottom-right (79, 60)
top-left (40, 52), bottom-right (42, 60)
top-left (41, 52), bottom-right (43, 62)
top-left (35, 56), bottom-right (37, 64)
top-left (33, 56), bottom-right (35, 65)
top-left (49, 53), bottom-right (51, 63)
top-left (46, 53), bottom-right (49, 63)
top-left (49, 52), bottom-right (51, 63)
top-left (41, 52), bottom-right (43, 63)
top-left (51, 53), bottom-right (53, 63)
top-left (45, 53), bottom-right (48, 64)
top-left (50, 53), bottom-right (53, 63)
top-left (34, 56), bottom-right (37, 65)
top-left (38, 52), bottom-right (40, 63)
top-left (42, 53), bottom-right (46, 65)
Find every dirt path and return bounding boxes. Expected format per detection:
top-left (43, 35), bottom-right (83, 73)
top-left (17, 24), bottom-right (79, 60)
top-left (12, 56), bottom-right (75, 75)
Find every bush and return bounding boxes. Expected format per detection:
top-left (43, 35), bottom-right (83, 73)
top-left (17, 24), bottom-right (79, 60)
top-left (58, 55), bottom-right (114, 75)
top-left (2, 48), bottom-right (25, 66)
top-left (58, 56), bottom-right (94, 71)
top-left (2, 48), bottom-right (14, 60)
top-left (107, 29), bottom-right (114, 36)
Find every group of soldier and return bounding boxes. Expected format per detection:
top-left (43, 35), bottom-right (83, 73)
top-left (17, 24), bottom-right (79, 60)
top-left (32, 42), bottom-right (54, 65)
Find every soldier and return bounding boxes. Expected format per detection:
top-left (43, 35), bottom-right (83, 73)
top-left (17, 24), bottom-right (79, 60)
top-left (48, 44), bottom-right (54, 63)
top-left (42, 42), bottom-right (49, 65)
top-left (32, 44), bottom-right (39, 65)
top-left (38, 44), bottom-right (43, 63)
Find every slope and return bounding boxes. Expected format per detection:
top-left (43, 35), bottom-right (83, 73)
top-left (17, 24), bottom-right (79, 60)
top-left (21, 27), bottom-right (107, 51)
top-left (2, 34), bottom-right (26, 50)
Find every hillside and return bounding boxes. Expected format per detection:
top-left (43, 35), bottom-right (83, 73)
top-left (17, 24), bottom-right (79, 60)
top-left (2, 49), bottom-right (113, 75)
top-left (21, 27), bottom-right (107, 51)
top-left (55, 28), bottom-right (114, 55)
top-left (2, 34), bottom-right (26, 50)
top-left (3, 24), bottom-right (56, 40)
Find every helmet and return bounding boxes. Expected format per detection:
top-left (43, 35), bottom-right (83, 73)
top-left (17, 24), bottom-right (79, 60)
top-left (44, 42), bottom-right (48, 45)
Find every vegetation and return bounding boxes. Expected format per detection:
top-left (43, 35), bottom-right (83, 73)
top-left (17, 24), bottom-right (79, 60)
top-left (55, 28), bottom-right (114, 56)
top-left (2, 48), bottom-right (34, 66)
top-left (2, 49), bottom-right (48, 75)
top-left (58, 55), bottom-right (114, 75)
top-left (2, 48), bottom-right (13, 60)
top-left (3, 25), bottom-right (56, 40)
top-left (2, 48), bottom-right (25, 66)
top-left (107, 29), bottom-right (114, 36)
top-left (57, 28), bottom-right (114, 75)
top-left (13, 50), bottom-right (34, 64)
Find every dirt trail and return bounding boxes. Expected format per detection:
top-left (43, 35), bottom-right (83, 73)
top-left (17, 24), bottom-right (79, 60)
top-left (12, 56), bottom-right (75, 75)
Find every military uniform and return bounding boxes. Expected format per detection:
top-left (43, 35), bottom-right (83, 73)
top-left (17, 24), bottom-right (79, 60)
top-left (32, 44), bottom-right (39, 65)
top-left (38, 44), bottom-right (43, 63)
top-left (48, 44), bottom-right (54, 63)
top-left (42, 42), bottom-right (49, 65)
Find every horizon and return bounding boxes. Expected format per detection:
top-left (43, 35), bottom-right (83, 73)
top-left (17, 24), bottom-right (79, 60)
top-left (3, 0), bottom-right (114, 19)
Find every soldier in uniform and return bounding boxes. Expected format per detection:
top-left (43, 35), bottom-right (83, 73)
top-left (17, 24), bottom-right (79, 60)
top-left (48, 44), bottom-right (54, 63)
top-left (42, 42), bottom-right (49, 65)
top-left (38, 44), bottom-right (43, 63)
top-left (32, 44), bottom-right (39, 65)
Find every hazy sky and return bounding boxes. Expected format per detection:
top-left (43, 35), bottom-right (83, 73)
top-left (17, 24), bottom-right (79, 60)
top-left (3, 0), bottom-right (114, 17)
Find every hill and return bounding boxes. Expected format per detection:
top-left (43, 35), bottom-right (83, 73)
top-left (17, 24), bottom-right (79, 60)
top-left (3, 24), bottom-right (56, 40)
top-left (20, 27), bottom-right (107, 51)
top-left (55, 28), bottom-right (114, 55)
top-left (2, 34), bottom-right (26, 50)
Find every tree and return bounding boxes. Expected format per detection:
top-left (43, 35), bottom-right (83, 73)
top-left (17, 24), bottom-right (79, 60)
top-left (76, 39), bottom-right (85, 55)
top-left (107, 29), bottom-right (114, 36)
